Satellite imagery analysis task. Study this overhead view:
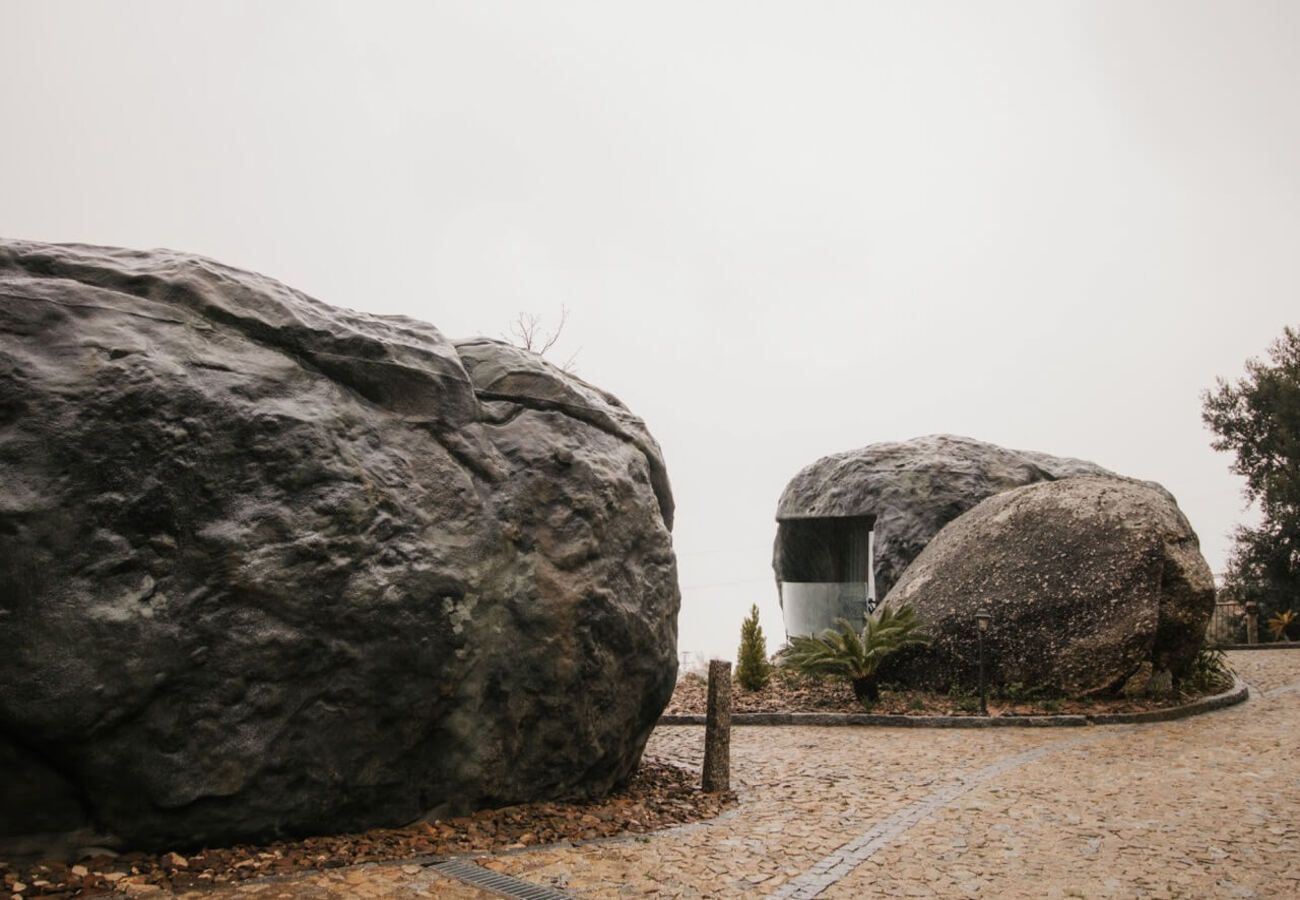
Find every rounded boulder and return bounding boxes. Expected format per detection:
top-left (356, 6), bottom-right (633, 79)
top-left (774, 435), bottom-right (1115, 599)
top-left (881, 476), bottom-right (1215, 695)
top-left (0, 239), bottom-right (679, 851)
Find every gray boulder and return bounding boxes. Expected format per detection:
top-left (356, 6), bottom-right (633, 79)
top-left (0, 239), bottom-right (679, 851)
top-left (774, 434), bottom-right (1116, 599)
top-left (882, 476), bottom-right (1215, 695)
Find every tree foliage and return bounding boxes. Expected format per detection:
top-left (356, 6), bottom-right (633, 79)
top-left (780, 604), bottom-right (930, 707)
top-left (1203, 325), bottom-right (1300, 636)
top-left (735, 604), bottom-right (771, 691)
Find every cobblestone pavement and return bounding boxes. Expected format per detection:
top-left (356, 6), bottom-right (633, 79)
top-left (200, 650), bottom-right (1300, 899)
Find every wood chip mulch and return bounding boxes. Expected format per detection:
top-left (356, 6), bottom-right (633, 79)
top-left (666, 669), bottom-right (1230, 718)
top-left (1, 759), bottom-right (733, 897)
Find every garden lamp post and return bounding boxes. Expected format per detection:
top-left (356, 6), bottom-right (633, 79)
top-left (975, 611), bottom-right (992, 715)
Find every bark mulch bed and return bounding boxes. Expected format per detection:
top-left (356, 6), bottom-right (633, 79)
top-left (1, 759), bottom-right (732, 898)
top-left (666, 669), bottom-right (1231, 718)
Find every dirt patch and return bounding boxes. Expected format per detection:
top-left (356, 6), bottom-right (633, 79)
top-left (1, 759), bottom-right (732, 897)
top-left (666, 668), bottom-right (1230, 718)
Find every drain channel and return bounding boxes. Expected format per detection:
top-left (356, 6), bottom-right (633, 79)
top-left (428, 857), bottom-right (574, 899)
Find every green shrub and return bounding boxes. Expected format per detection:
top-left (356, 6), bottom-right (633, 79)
top-left (769, 664), bottom-right (800, 686)
top-left (1184, 647), bottom-right (1235, 695)
top-left (946, 684), bottom-right (980, 714)
top-left (736, 604), bottom-right (772, 691)
top-left (780, 604), bottom-right (930, 708)
top-left (999, 681), bottom-right (1050, 703)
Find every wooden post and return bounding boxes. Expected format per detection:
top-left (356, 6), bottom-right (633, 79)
top-left (1246, 603), bottom-right (1259, 645)
top-left (701, 659), bottom-right (732, 792)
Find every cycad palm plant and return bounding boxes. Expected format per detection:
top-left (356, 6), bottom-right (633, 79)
top-left (1268, 609), bottom-right (1295, 642)
top-left (781, 604), bottom-right (930, 706)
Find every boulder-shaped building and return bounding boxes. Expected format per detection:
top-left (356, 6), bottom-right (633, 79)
top-left (772, 435), bottom-right (1113, 638)
top-left (882, 476), bottom-right (1216, 694)
top-left (0, 240), bottom-right (679, 851)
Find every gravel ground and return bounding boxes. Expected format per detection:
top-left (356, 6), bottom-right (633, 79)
top-left (1, 762), bottom-right (731, 897)
top-left (489, 649), bottom-right (1300, 898)
top-left (17, 648), bottom-right (1298, 898)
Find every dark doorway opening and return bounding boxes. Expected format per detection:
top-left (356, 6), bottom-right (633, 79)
top-left (775, 514), bottom-right (878, 639)
top-left (774, 515), bottom-right (875, 583)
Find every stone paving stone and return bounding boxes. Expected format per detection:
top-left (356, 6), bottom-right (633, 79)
top-left (485, 725), bottom-right (1065, 896)
top-left (197, 650), bottom-right (1300, 899)
top-left (1229, 649), bottom-right (1298, 694)
top-left (827, 652), bottom-right (1300, 899)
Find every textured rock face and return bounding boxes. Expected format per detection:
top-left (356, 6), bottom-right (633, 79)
top-left (0, 240), bottom-right (679, 851)
top-left (882, 477), bottom-right (1215, 695)
top-left (774, 435), bottom-right (1115, 599)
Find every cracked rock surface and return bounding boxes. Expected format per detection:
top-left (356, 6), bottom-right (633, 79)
top-left (0, 239), bottom-right (678, 851)
top-left (882, 476), bottom-right (1215, 694)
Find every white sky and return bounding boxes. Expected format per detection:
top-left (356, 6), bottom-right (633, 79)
top-left (4, 2), bottom-right (1297, 660)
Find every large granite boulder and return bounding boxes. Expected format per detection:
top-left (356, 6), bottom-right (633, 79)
top-left (882, 476), bottom-right (1216, 695)
top-left (774, 435), bottom-right (1115, 599)
top-left (0, 240), bottom-right (679, 852)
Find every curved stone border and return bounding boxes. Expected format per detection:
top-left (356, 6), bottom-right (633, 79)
top-left (658, 711), bottom-right (1090, 728)
top-left (1087, 678), bottom-right (1248, 724)
top-left (658, 678), bottom-right (1249, 729)
top-left (1214, 643), bottom-right (1300, 651)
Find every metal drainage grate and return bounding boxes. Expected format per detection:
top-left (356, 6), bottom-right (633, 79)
top-left (428, 857), bottom-right (575, 899)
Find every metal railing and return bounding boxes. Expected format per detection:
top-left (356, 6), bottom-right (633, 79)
top-left (1205, 599), bottom-right (1300, 646)
top-left (1206, 600), bottom-right (1246, 647)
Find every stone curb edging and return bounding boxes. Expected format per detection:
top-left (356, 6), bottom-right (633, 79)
top-left (658, 712), bottom-right (1090, 728)
top-left (1213, 643), bottom-right (1300, 651)
top-left (657, 678), bottom-right (1249, 729)
top-left (1087, 678), bottom-right (1248, 724)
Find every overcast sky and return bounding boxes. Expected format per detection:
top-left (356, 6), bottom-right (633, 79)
top-left (4, 2), bottom-right (1298, 660)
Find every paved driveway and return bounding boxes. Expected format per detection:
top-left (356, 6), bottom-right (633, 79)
top-left (201, 650), bottom-right (1300, 898)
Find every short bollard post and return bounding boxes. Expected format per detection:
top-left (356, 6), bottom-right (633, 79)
top-left (975, 611), bottom-right (992, 715)
top-left (701, 659), bottom-right (732, 792)
top-left (1245, 602), bottom-right (1259, 645)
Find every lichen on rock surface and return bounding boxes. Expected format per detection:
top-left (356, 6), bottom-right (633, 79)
top-left (0, 239), bottom-right (679, 851)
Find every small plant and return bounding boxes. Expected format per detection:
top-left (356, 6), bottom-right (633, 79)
top-left (1184, 647), bottom-right (1235, 695)
top-left (998, 681), bottom-right (1051, 704)
top-left (780, 604), bottom-right (930, 707)
top-left (946, 684), bottom-right (980, 714)
top-left (1267, 609), bottom-right (1296, 642)
top-left (770, 663), bottom-right (802, 688)
top-left (735, 604), bottom-right (772, 691)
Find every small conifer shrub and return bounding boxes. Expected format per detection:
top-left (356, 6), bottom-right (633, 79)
top-left (736, 604), bottom-right (771, 691)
